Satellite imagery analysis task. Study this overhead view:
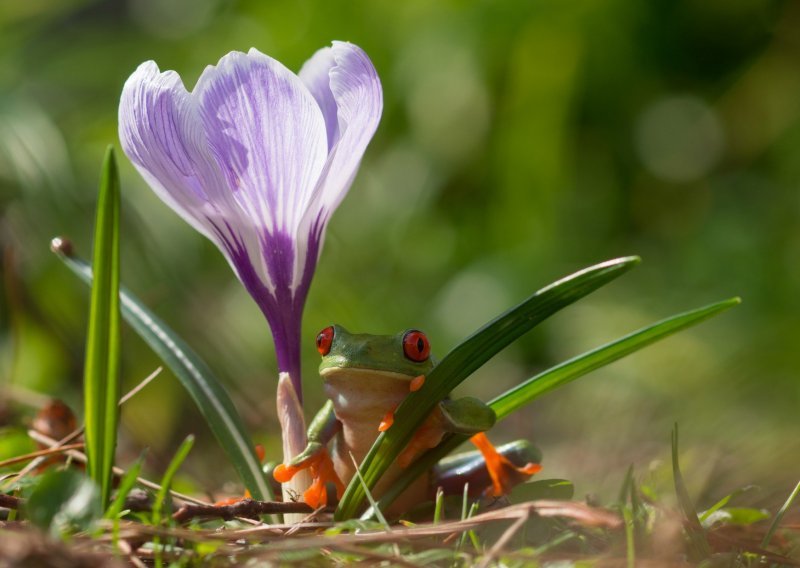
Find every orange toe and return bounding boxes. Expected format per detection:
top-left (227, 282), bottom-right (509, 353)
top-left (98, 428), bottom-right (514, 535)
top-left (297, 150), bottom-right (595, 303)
top-left (302, 449), bottom-right (345, 508)
top-left (273, 462), bottom-right (303, 483)
top-left (275, 449), bottom-right (344, 508)
top-left (378, 405), bottom-right (398, 432)
top-left (470, 433), bottom-right (541, 497)
top-left (409, 375), bottom-right (426, 392)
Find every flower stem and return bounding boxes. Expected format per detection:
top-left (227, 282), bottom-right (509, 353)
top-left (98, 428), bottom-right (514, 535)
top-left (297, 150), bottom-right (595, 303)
top-left (276, 373), bottom-right (310, 521)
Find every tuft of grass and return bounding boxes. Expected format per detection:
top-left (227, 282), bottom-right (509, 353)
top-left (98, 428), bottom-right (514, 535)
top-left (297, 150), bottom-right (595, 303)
top-left (82, 146), bottom-right (121, 507)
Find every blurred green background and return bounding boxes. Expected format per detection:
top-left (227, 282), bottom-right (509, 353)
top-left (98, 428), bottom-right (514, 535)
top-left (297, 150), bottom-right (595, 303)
top-left (1, 0), bottom-right (798, 506)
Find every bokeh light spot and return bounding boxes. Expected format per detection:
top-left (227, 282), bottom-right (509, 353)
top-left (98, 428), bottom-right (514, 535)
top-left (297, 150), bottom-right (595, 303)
top-left (635, 95), bottom-right (725, 183)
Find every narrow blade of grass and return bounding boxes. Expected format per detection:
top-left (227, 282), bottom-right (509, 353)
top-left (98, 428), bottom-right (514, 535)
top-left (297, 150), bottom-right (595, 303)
top-left (671, 424), bottom-right (711, 561)
top-left (104, 451), bottom-right (146, 520)
top-left (337, 256), bottom-right (640, 519)
top-left (83, 146), bottom-right (121, 507)
top-left (52, 245), bottom-right (271, 501)
top-left (623, 506), bottom-right (635, 568)
top-left (348, 452), bottom-right (391, 531)
top-left (152, 435), bottom-right (194, 526)
top-left (152, 435), bottom-right (194, 568)
top-left (433, 487), bottom-right (444, 524)
top-left (761, 479), bottom-right (800, 549)
top-left (105, 451), bottom-right (146, 550)
top-left (365, 297), bottom-right (739, 518)
top-left (618, 465), bottom-right (635, 506)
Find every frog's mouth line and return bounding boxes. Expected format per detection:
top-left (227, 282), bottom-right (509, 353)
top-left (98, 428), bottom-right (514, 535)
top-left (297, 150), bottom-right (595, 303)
top-left (320, 366), bottom-right (415, 382)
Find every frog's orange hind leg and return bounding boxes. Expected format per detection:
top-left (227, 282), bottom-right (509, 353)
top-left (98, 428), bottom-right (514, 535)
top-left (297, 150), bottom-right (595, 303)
top-left (397, 412), bottom-right (447, 468)
top-left (470, 433), bottom-right (542, 497)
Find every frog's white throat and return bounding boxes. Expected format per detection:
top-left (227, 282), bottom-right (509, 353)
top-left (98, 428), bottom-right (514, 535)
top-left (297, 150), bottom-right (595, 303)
top-left (321, 366), bottom-right (414, 460)
top-left (320, 367), bottom-right (414, 420)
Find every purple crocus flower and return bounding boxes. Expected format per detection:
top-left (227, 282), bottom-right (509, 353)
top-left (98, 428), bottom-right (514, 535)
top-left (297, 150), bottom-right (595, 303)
top-left (118, 42), bottom-right (382, 403)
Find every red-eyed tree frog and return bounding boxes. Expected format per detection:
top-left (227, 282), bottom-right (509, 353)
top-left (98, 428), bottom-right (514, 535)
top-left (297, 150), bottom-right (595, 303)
top-left (274, 325), bottom-right (541, 514)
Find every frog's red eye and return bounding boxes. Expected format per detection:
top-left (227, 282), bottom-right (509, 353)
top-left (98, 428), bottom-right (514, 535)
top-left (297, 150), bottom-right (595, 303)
top-left (403, 330), bottom-right (430, 362)
top-left (316, 326), bottom-right (334, 356)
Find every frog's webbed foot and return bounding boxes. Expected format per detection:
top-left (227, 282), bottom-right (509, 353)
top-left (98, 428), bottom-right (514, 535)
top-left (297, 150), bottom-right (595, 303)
top-left (273, 447), bottom-right (345, 508)
top-left (470, 433), bottom-right (542, 497)
top-left (272, 400), bottom-right (345, 508)
top-left (438, 397), bottom-right (496, 434)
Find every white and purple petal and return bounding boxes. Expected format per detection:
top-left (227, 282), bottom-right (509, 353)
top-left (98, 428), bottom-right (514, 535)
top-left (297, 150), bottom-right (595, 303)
top-left (295, 42), bottom-right (383, 294)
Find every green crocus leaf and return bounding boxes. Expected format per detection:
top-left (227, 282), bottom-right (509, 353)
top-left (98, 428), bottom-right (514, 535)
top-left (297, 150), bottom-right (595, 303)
top-left (52, 247), bottom-right (271, 501)
top-left (82, 146), bottom-right (121, 507)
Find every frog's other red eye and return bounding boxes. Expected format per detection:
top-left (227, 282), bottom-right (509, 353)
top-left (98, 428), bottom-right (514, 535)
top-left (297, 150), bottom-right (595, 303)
top-left (316, 326), bottom-right (334, 356)
top-left (403, 330), bottom-right (430, 362)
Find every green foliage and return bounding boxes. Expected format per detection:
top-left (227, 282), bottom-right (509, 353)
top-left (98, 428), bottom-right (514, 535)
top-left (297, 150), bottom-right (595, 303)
top-left (152, 435), bottom-right (194, 568)
top-left (53, 248), bottom-right (271, 501)
top-left (336, 256), bottom-right (639, 519)
top-left (25, 470), bottom-right (102, 537)
top-left (702, 507), bottom-right (770, 527)
top-left (104, 451), bottom-right (146, 520)
top-left (82, 146), bottom-right (120, 507)
top-left (671, 425), bottom-right (712, 561)
top-left (0, 428), bottom-right (36, 475)
top-left (761, 479), bottom-right (800, 549)
top-left (367, 296), bottom-right (739, 518)
top-left (490, 298), bottom-right (740, 421)
top-left (152, 434), bottom-right (194, 527)
top-left (699, 485), bottom-right (758, 524)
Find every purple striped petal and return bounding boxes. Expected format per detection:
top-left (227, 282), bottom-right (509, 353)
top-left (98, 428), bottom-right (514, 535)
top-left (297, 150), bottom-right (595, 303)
top-left (195, 49), bottom-right (328, 246)
top-left (296, 42), bottom-right (383, 290)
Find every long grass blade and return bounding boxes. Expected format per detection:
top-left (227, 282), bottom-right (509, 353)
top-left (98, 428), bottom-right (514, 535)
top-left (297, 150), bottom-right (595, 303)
top-left (366, 297), bottom-right (739, 518)
top-left (83, 146), bottom-right (121, 506)
top-left (152, 435), bottom-right (194, 568)
top-left (761, 479), bottom-right (800, 549)
top-left (52, 244), bottom-right (271, 501)
top-left (671, 424), bottom-right (711, 561)
top-left (490, 297), bottom-right (740, 420)
top-left (336, 256), bottom-right (640, 519)
top-left (152, 435), bottom-right (194, 527)
top-left (105, 452), bottom-right (146, 520)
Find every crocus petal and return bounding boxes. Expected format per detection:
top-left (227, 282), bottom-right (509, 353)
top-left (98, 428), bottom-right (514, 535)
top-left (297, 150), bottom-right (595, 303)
top-left (119, 61), bottom-right (223, 245)
top-left (295, 42), bottom-right (383, 290)
top-left (298, 47), bottom-right (340, 151)
top-left (196, 49), bottom-right (328, 242)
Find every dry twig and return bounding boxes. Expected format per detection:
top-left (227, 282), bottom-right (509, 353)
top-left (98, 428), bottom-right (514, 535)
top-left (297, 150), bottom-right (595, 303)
top-left (172, 498), bottom-right (324, 523)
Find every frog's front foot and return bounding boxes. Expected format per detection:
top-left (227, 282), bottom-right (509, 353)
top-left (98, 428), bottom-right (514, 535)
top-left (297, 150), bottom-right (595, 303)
top-left (470, 433), bottom-right (542, 496)
top-left (273, 446), bottom-right (345, 509)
